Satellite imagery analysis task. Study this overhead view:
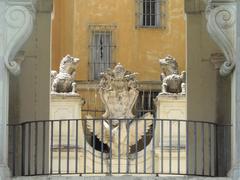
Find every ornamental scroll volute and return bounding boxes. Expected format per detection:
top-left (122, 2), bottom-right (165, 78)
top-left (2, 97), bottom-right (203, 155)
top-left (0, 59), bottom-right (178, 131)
top-left (206, 0), bottom-right (236, 76)
top-left (3, 0), bottom-right (37, 75)
top-left (0, 1), bottom-right (36, 179)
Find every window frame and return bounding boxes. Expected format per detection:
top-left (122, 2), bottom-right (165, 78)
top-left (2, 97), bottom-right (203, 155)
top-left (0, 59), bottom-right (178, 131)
top-left (88, 24), bottom-right (117, 80)
top-left (136, 0), bottom-right (167, 29)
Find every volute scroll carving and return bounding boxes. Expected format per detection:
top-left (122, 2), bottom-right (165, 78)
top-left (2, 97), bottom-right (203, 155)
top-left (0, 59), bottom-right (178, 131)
top-left (206, 1), bottom-right (236, 76)
top-left (2, 0), bottom-right (36, 75)
top-left (0, 1), bottom-right (37, 179)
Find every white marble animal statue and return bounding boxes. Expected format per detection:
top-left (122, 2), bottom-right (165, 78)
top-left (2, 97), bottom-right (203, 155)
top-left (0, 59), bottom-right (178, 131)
top-left (159, 55), bottom-right (186, 94)
top-left (51, 54), bottom-right (80, 93)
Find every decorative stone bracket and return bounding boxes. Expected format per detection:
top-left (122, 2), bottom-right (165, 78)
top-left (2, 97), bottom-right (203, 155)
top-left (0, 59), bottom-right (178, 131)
top-left (205, 0), bottom-right (237, 76)
top-left (0, 0), bottom-right (36, 75)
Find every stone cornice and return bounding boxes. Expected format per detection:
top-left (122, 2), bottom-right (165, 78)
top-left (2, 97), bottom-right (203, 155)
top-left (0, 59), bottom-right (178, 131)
top-left (0, 0), bottom-right (36, 75)
top-left (206, 0), bottom-right (237, 76)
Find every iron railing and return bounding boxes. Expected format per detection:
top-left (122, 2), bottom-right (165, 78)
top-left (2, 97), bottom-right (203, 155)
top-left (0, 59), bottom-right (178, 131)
top-left (8, 119), bottom-right (230, 177)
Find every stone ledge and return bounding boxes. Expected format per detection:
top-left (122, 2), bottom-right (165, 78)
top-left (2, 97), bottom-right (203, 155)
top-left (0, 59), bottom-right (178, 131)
top-left (13, 175), bottom-right (231, 180)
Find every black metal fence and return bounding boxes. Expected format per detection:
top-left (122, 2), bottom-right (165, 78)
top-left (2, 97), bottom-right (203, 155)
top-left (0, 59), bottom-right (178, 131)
top-left (8, 119), bottom-right (231, 177)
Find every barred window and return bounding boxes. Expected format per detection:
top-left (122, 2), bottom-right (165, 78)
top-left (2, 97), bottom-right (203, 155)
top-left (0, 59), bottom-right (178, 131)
top-left (89, 25), bottom-right (116, 80)
top-left (136, 0), bottom-right (166, 28)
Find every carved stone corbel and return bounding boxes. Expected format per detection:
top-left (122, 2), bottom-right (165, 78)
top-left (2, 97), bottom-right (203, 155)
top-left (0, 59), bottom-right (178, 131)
top-left (3, 0), bottom-right (36, 75)
top-left (205, 0), bottom-right (236, 76)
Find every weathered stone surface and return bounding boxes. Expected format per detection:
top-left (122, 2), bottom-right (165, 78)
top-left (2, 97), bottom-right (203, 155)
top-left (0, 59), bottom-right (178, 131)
top-left (0, 0), bottom-right (37, 180)
top-left (86, 64), bottom-right (153, 156)
top-left (98, 63), bottom-right (139, 120)
top-left (12, 175), bottom-right (231, 180)
top-left (155, 94), bottom-right (187, 120)
top-left (159, 56), bottom-right (186, 95)
top-left (210, 52), bottom-right (226, 70)
top-left (206, 0), bottom-right (236, 76)
top-left (51, 54), bottom-right (80, 94)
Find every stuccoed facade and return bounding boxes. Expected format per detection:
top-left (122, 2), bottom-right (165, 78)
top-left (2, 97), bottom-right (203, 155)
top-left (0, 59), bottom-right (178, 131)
top-left (51, 0), bottom-right (186, 81)
top-left (0, 0), bottom-right (239, 180)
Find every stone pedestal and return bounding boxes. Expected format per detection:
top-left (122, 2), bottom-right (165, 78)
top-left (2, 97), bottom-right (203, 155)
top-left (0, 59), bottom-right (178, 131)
top-left (154, 94), bottom-right (187, 147)
top-left (154, 94), bottom-right (187, 174)
top-left (155, 94), bottom-right (187, 120)
top-left (50, 94), bottom-right (84, 120)
top-left (50, 94), bottom-right (85, 146)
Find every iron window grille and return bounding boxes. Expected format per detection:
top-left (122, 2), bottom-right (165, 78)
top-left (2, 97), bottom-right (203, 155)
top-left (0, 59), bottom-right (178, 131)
top-left (136, 0), bottom-right (166, 28)
top-left (89, 24), bottom-right (116, 80)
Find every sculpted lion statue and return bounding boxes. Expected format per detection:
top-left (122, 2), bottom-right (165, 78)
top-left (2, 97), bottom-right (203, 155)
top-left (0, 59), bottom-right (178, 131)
top-left (159, 55), bottom-right (186, 94)
top-left (51, 54), bottom-right (80, 93)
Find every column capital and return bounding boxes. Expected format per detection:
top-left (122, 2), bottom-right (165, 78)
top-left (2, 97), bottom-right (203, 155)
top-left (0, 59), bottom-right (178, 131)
top-left (0, 0), bottom-right (36, 75)
top-left (205, 0), bottom-right (237, 76)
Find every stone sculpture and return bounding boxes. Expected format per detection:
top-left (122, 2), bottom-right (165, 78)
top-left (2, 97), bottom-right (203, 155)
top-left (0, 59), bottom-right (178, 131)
top-left (99, 63), bottom-right (139, 123)
top-left (86, 63), bottom-right (153, 156)
top-left (86, 113), bottom-right (153, 156)
top-left (51, 55), bottom-right (80, 94)
top-left (159, 55), bottom-right (186, 95)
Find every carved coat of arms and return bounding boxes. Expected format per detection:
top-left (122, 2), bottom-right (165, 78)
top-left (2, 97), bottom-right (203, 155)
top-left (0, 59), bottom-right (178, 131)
top-left (86, 64), bottom-right (153, 156)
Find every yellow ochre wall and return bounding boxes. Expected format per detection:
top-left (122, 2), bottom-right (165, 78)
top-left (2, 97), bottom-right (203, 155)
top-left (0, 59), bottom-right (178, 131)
top-left (52, 0), bottom-right (186, 81)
